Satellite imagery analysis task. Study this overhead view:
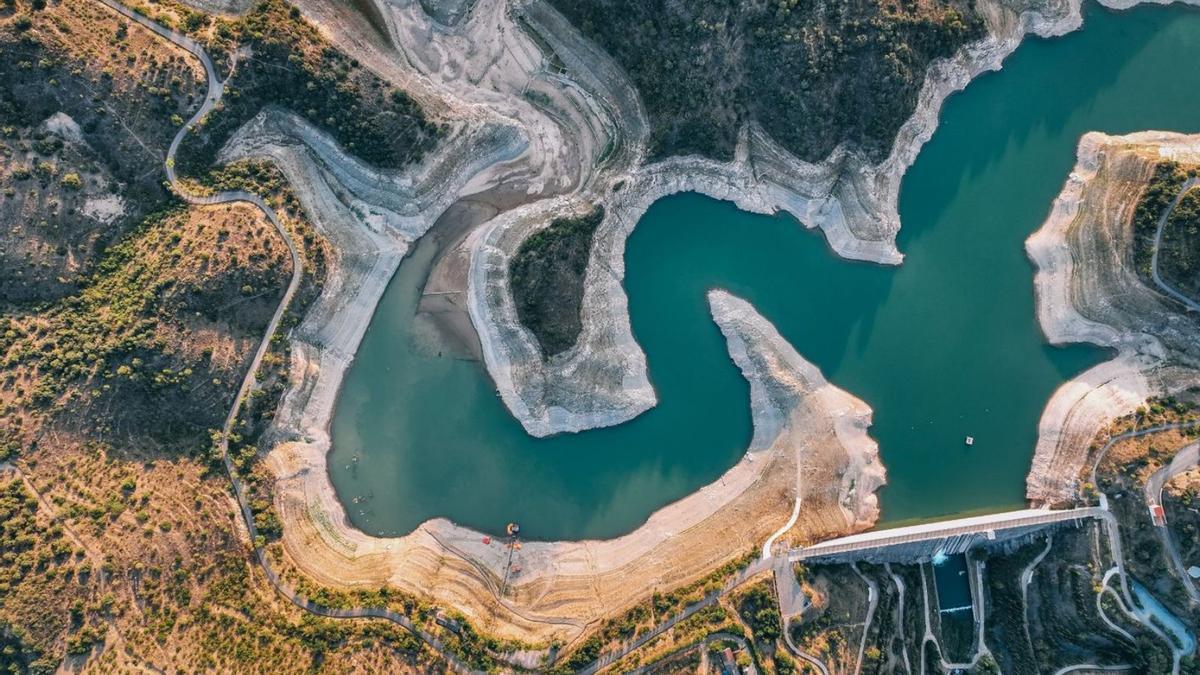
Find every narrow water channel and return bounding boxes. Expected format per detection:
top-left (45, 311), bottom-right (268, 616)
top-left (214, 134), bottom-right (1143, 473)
top-left (329, 3), bottom-right (1200, 541)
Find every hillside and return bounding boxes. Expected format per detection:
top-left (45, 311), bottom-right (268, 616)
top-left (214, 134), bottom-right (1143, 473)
top-left (549, 0), bottom-right (985, 161)
top-left (0, 0), bottom-right (203, 306)
top-left (0, 1), bottom-right (439, 670)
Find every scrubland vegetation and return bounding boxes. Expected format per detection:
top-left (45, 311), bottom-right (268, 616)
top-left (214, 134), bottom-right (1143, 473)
top-left (790, 563), bottom-right (868, 672)
top-left (509, 206), bottom-right (604, 357)
top-left (550, 0), bottom-right (985, 161)
top-left (0, 2), bottom-right (437, 667)
top-left (0, 0), bottom-right (203, 306)
top-left (1161, 187), bottom-right (1200, 300)
top-left (547, 550), bottom-right (756, 673)
top-left (1131, 160), bottom-right (1200, 301)
top-left (981, 541), bottom-right (1043, 673)
top-left (1095, 399), bottom-right (1200, 624)
top-left (1, 204), bottom-right (288, 431)
top-left (0, 0), bottom-right (487, 667)
top-left (854, 563), bottom-right (907, 674)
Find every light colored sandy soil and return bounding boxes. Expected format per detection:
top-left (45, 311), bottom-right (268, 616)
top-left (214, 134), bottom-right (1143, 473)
top-left (1026, 131), bottom-right (1200, 504)
top-left (81, 194), bottom-right (127, 224)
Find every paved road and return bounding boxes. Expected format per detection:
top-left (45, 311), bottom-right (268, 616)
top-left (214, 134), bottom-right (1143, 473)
top-left (589, 504), bottom-right (1097, 673)
top-left (774, 554), bottom-right (808, 620)
top-left (1090, 423), bottom-right (1200, 675)
top-left (782, 627), bottom-right (832, 675)
top-left (1145, 441), bottom-right (1200, 603)
top-left (1089, 421), bottom-right (1200, 606)
top-left (850, 563), bottom-right (878, 675)
top-left (1146, 442), bottom-right (1200, 509)
top-left (627, 631), bottom-right (750, 675)
top-left (1095, 569), bottom-right (1137, 644)
top-left (886, 564), bottom-right (915, 674)
top-left (787, 507), bottom-right (1101, 561)
top-left (1020, 535), bottom-right (1054, 650)
top-left (763, 478), bottom-right (802, 559)
top-left (580, 557), bottom-right (773, 674)
top-left (1090, 421), bottom-right (1200, 502)
top-left (1151, 177), bottom-right (1200, 312)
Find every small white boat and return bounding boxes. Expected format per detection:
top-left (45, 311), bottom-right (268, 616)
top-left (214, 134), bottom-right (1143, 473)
top-left (965, 436), bottom-right (975, 446)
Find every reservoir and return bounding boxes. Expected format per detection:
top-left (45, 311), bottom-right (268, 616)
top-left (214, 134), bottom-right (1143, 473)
top-left (329, 3), bottom-right (1200, 541)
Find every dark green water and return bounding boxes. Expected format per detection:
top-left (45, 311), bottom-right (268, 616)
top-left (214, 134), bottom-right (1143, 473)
top-left (933, 554), bottom-right (973, 612)
top-left (330, 3), bottom-right (1200, 541)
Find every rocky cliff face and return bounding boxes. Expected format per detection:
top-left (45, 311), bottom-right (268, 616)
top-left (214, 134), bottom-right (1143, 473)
top-left (708, 290), bottom-right (887, 535)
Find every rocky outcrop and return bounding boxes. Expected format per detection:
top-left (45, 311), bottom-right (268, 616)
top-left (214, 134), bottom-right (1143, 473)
top-left (468, 134), bottom-right (908, 435)
top-left (220, 110), bottom-right (523, 238)
top-left (1026, 131), bottom-right (1200, 503)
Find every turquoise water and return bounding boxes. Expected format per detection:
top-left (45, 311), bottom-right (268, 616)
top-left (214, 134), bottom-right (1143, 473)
top-left (1132, 580), bottom-right (1197, 655)
top-left (330, 3), bottom-right (1200, 541)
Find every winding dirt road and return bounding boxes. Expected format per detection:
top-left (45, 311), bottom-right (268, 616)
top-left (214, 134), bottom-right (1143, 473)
top-left (1089, 421), bottom-right (1200, 674)
top-left (1151, 177), bottom-right (1200, 312)
top-left (91, 1), bottom-right (473, 670)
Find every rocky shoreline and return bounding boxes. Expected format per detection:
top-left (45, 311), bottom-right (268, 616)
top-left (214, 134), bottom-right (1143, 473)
top-left (268, 284), bottom-right (884, 643)
top-left (174, 0), bottom-right (1200, 644)
top-left (1026, 131), bottom-right (1200, 503)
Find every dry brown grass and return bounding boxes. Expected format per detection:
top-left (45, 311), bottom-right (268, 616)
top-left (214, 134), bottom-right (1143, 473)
top-left (0, 175), bottom-right (414, 671)
top-left (2, 437), bottom-right (441, 672)
top-left (0, 203), bottom-right (288, 445)
top-left (0, 0), bottom-right (206, 306)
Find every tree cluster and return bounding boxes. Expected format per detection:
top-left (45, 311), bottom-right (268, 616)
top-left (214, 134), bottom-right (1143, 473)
top-left (173, 0), bottom-right (442, 178)
top-left (551, 0), bottom-right (985, 162)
